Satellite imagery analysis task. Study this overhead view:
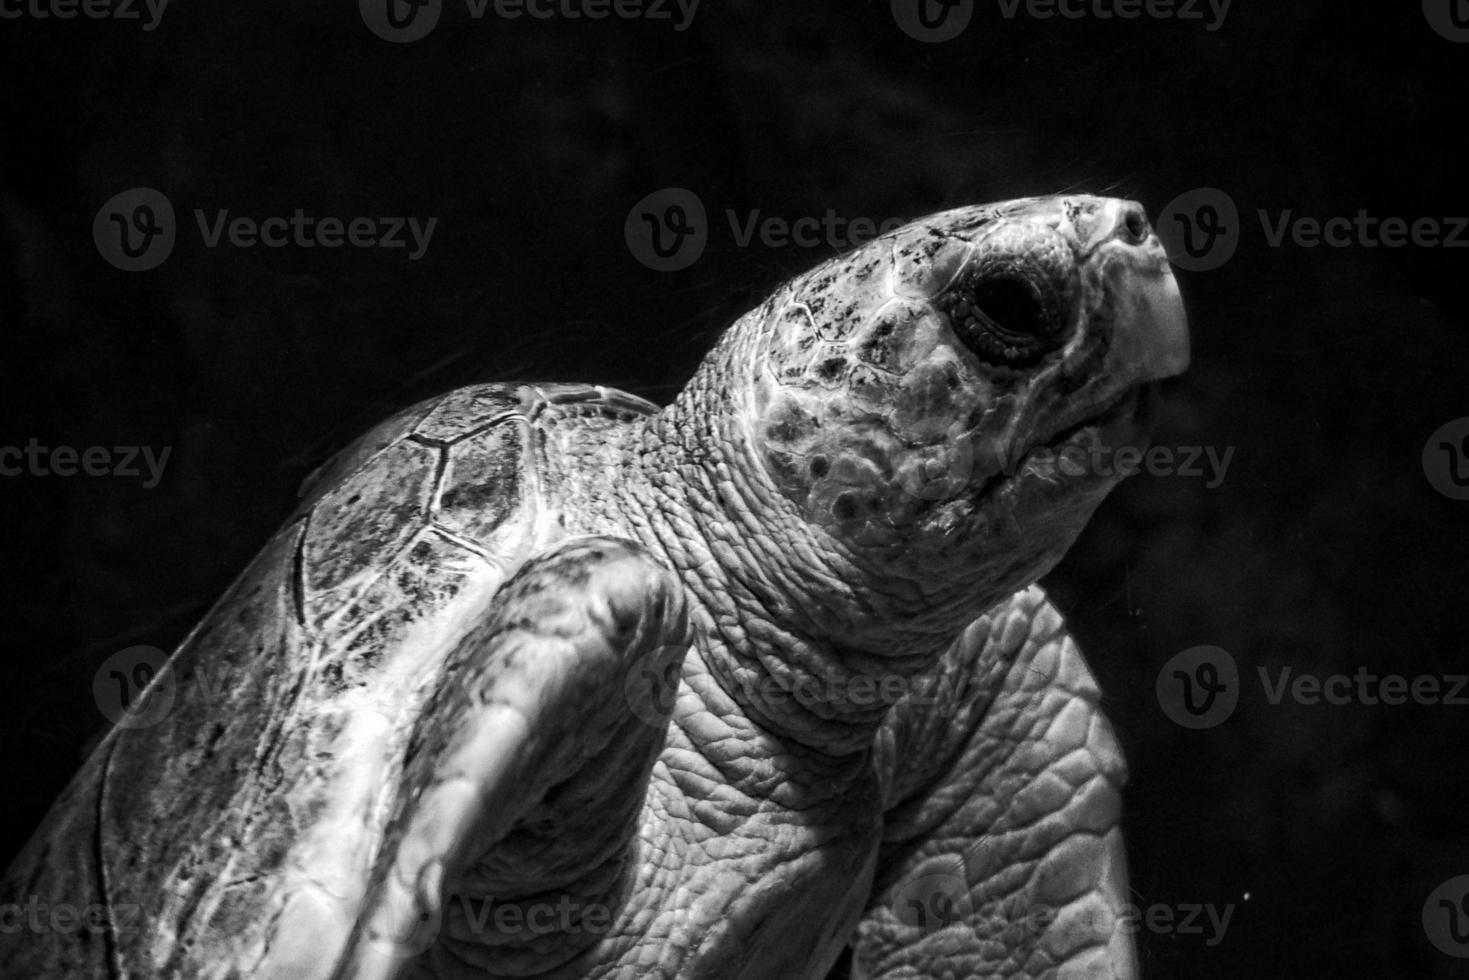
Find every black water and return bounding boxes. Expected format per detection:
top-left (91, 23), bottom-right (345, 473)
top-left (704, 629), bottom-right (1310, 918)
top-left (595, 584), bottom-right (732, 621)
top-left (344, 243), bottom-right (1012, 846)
top-left (1, 3), bottom-right (1465, 976)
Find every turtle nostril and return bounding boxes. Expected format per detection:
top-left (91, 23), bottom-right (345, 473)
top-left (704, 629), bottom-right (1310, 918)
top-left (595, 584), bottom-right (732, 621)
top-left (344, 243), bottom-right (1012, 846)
top-left (1120, 204), bottom-right (1151, 245)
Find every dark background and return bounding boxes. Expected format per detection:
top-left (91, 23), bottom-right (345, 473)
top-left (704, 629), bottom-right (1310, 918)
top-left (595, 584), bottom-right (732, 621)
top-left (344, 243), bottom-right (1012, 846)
top-left (2, 1), bottom-right (1467, 976)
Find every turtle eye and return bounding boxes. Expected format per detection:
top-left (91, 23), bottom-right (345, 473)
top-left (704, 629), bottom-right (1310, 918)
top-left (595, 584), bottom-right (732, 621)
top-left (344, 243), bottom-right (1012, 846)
top-left (940, 273), bottom-right (1062, 369)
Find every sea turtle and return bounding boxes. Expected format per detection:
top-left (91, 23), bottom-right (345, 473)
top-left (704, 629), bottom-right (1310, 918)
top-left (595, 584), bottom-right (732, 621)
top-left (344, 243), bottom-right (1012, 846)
top-left (1, 194), bottom-right (1188, 979)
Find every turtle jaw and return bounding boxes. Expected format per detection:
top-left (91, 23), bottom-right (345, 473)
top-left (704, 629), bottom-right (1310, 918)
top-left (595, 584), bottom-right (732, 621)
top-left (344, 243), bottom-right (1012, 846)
top-left (1003, 206), bottom-right (1191, 487)
top-left (939, 381), bottom-right (1151, 574)
top-left (985, 381), bottom-right (1153, 496)
top-left (926, 213), bottom-right (1190, 591)
top-left (1098, 237), bottom-right (1190, 384)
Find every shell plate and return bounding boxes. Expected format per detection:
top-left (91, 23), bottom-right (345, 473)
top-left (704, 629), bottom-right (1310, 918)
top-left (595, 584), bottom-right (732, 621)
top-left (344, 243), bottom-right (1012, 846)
top-left (0, 381), bottom-right (657, 978)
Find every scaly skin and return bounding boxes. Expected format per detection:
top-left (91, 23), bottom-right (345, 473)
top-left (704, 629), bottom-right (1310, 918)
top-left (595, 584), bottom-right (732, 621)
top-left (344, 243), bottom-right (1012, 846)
top-left (502, 195), bottom-right (1187, 977)
top-left (0, 195), bottom-right (1186, 980)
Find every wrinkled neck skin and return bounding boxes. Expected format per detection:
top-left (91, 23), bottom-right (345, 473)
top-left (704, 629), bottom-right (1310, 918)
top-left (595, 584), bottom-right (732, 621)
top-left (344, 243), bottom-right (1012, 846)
top-left (607, 309), bottom-right (1073, 766)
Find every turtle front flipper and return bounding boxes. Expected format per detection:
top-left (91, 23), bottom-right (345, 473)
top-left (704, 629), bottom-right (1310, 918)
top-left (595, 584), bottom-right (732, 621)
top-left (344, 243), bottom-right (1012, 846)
top-left (312, 535), bottom-right (690, 980)
top-left (853, 586), bottom-right (1135, 979)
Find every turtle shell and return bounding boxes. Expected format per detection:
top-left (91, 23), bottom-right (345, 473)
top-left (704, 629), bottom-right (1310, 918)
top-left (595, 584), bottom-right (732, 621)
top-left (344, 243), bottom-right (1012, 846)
top-left (0, 381), bottom-right (656, 978)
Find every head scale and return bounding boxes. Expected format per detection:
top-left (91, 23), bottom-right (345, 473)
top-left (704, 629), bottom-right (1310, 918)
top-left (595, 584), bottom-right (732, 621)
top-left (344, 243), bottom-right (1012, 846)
top-left (745, 195), bottom-right (1189, 600)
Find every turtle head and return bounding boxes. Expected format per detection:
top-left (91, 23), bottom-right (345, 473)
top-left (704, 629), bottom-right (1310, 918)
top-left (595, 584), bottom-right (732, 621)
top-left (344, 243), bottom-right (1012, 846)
top-left (748, 195), bottom-right (1189, 617)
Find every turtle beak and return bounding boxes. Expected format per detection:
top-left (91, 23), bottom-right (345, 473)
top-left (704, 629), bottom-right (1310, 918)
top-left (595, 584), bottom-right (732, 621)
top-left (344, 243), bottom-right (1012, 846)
top-left (1125, 263), bottom-right (1190, 382)
top-left (1090, 200), bottom-right (1191, 384)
